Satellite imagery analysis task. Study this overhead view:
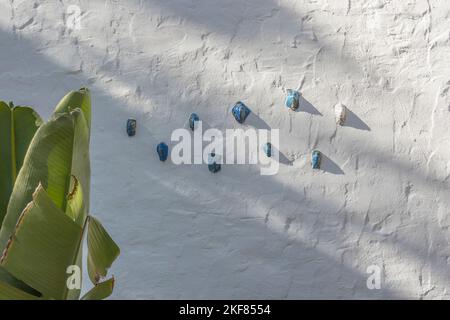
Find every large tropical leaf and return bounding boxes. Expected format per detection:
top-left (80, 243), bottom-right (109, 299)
top-left (0, 89), bottom-right (118, 300)
top-left (0, 184), bottom-right (82, 299)
top-left (0, 184), bottom-right (117, 300)
top-left (0, 109), bottom-right (90, 246)
top-left (0, 102), bottom-right (42, 226)
top-left (87, 216), bottom-right (120, 285)
top-left (0, 108), bottom-right (90, 298)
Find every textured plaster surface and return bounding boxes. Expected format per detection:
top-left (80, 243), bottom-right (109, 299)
top-left (0, 0), bottom-right (449, 299)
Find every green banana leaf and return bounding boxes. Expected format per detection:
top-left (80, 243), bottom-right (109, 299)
top-left (0, 184), bottom-right (82, 299)
top-left (0, 105), bottom-right (90, 298)
top-left (0, 109), bottom-right (90, 249)
top-left (0, 88), bottom-right (119, 300)
top-left (0, 102), bottom-right (42, 226)
top-left (0, 184), bottom-right (119, 299)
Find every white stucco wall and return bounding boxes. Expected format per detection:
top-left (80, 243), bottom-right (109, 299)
top-left (0, 0), bottom-right (449, 299)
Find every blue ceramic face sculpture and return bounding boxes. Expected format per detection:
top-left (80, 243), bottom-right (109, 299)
top-left (285, 89), bottom-right (300, 111)
top-left (189, 113), bottom-right (200, 131)
top-left (263, 142), bottom-right (272, 158)
top-left (232, 101), bottom-right (251, 124)
top-left (311, 150), bottom-right (321, 169)
top-left (208, 152), bottom-right (221, 173)
top-left (157, 142), bottom-right (169, 162)
top-left (127, 119), bottom-right (137, 137)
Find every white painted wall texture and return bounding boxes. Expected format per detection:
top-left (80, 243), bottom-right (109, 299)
top-left (0, 0), bottom-right (449, 299)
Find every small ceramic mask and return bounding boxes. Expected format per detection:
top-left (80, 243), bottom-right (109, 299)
top-left (127, 119), bottom-right (136, 137)
top-left (208, 152), bottom-right (221, 173)
top-left (232, 101), bottom-right (251, 124)
top-left (263, 142), bottom-right (272, 158)
top-left (189, 113), bottom-right (200, 131)
top-left (311, 150), bottom-right (322, 169)
top-left (335, 103), bottom-right (347, 126)
top-left (285, 89), bottom-right (300, 111)
top-left (157, 142), bottom-right (169, 162)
